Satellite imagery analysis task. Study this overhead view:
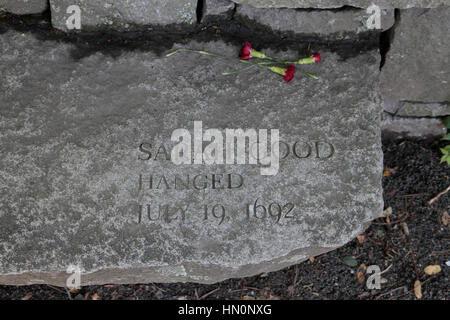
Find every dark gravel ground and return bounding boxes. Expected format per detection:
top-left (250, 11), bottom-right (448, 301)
top-left (0, 138), bottom-right (448, 300)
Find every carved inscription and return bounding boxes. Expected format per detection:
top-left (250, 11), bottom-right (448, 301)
top-left (138, 140), bottom-right (335, 162)
top-left (134, 138), bottom-right (335, 225)
top-left (138, 173), bottom-right (244, 191)
top-left (136, 200), bottom-right (297, 225)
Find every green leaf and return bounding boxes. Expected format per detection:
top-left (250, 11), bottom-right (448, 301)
top-left (442, 154), bottom-right (450, 166)
top-left (442, 133), bottom-right (450, 141)
top-left (441, 148), bottom-right (449, 155)
top-left (441, 154), bottom-right (450, 165)
top-left (343, 256), bottom-right (358, 267)
top-left (443, 116), bottom-right (450, 129)
top-left (306, 73), bottom-right (319, 80)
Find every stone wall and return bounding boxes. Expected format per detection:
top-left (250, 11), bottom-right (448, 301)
top-left (1, 2), bottom-right (448, 128)
top-left (0, 0), bottom-right (48, 15)
top-left (230, 0), bottom-right (449, 9)
top-left (0, 0), bottom-right (448, 285)
top-left (380, 7), bottom-right (450, 117)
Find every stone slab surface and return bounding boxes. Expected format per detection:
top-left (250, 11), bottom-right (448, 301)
top-left (231, 0), bottom-right (450, 9)
top-left (236, 4), bottom-right (394, 37)
top-left (49, 0), bottom-right (197, 31)
top-left (0, 30), bottom-right (383, 285)
top-left (0, 0), bottom-right (48, 15)
top-left (384, 102), bottom-right (450, 117)
top-left (381, 8), bottom-right (450, 117)
top-left (381, 114), bottom-right (447, 139)
top-left (202, 0), bottom-right (236, 22)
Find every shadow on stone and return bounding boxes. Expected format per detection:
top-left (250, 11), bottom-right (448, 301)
top-left (0, 11), bottom-right (380, 61)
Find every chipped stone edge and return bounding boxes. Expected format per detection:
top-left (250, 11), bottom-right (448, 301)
top-left (0, 218), bottom-right (380, 286)
top-left (381, 113), bottom-right (448, 139)
top-left (229, 0), bottom-right (450, 10)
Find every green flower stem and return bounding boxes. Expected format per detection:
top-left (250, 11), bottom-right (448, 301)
top-left (167, 48), bottom-right (257, 66)
top-left (260, 56), bottom-right (307, 65)
top-left (302, 72), bottom-right (319, 79)
top-left (222, 64), bottom-right (258, 75)
top-left (166, 48), bottom-right (278, 71)
top-left (250, 56), bottom-right (319, 78)
top-left (166, 49), bottom-right (319, 79)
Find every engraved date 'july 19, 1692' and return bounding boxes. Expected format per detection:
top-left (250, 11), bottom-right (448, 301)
top-left (136, 199), bottom-right (296, 225)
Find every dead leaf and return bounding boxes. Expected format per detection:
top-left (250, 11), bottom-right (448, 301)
top-left (400, 222), bottom-right (409, 236)
top-left (357, 263), bottom-right (366, 283)
top-left (383, 207), bottom-right (392, 217)
top-left (258, 289), bottom-right (281, 300)
top-left (358, 292), bottom-right (370, 298)
top-left (21, 292), bottom-right (32, 300)
top-left (357, 235), bottom-right (365, 244)
top-left (309, 257), bottom-right (315, 263)
top-left (69, 288), bottom-right (79, 293)
top-left (385, 215), bottom-right (391, 225)
top-left (90, 293), bottom-right (100, 300)
top-left (414, 280), bottom-right (422, 299)
top-left (357, 271), bottom-right (365, 284)
top-left (424, 265), bottom-right (441, 275)
top-left (383, 168), bottom-right (396, 177)
top-left (242, 295), bottom-right (255, 300)
top-left (442, 211), bottom-right (449, 226)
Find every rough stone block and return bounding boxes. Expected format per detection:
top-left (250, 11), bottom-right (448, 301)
top-left (49, 0), bottom-right (197, 31)
top-left (0, 0), bottom-right (48, 15)
top-left (0, 30), bottom-right (383, 285)
top-left (381, 7), bottom-right (450, 117)
top-left (202, 0), bottom-right (236, 22)
top-left (230, 0), bottom-right (450, 9)
top-left (384, 102), bottom-right (450, 117)
top-left (236, 4), bottom-right (395, 37)
top-left (381, 113), bottom-right (447, 139)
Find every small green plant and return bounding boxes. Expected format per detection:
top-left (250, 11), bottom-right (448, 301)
top-left (441, 116), bottom-right (450, 165)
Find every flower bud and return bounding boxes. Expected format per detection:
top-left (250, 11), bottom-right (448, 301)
top-left (297, 52), bottom-right (321, 64)
top-left (268, 65), bottom-right (296, 83)
top-left (240, 41), bottom-right (267, 60)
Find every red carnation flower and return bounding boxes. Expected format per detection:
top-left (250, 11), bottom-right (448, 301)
top-left (283, 65), bottom-right (296, 83)
top-left (313, 53), bottom-right (321, 63)
top-left (240, 41), bottom-right (267, 60)
top-left (240, 41), bottom-right (252, 60)
top-left (297, 52), bottom-right (321, 64)
top-left (268, 65), bottom-right (296, 83)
